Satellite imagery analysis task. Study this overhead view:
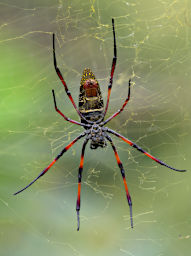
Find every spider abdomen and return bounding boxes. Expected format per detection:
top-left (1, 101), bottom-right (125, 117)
top-left (79, 68), bottom-right (104, 124)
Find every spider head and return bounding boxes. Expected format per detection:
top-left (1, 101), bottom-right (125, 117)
top-left (90, 124), bottom-right (107, 149)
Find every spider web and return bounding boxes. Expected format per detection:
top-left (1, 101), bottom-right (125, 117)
top-left (0, 0), bottom-right (190, 255)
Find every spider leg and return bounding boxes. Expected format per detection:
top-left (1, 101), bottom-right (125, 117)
top-left (106, 128), bottom-right (187, 172)
top-left (102, 79), bottom-right (131, 126)
top-left (103, 18), bottom-right (117, 118)
top-left (14, 132), bottom-right (86, 195)
top-left (52, 90), bottom-right (90, 128)
top-left (106, 135), bottom-right (133, 228)
top-left (76, 137), bottom-right (89, 231)
top-left (52, 34), bottom-right (91, 124)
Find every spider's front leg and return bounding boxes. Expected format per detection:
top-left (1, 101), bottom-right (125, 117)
top-left (14, 132), bottom-right (86, 195)
top-left (106, 134), bottom-right (133, 228)
top-left (76, 136), bottom-right (90, 231)
top-left (106, 128), bottom-right (187, 172)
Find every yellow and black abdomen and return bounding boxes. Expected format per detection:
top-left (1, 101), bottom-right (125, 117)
top-left (79, 68), bottom-right (104, 124)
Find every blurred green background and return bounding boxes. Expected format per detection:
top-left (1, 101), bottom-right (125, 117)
top-left (0, 0), bottom-right (191, 255)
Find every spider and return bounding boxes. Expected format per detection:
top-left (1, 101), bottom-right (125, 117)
top-left (14, 19), bottom-right (186, 231)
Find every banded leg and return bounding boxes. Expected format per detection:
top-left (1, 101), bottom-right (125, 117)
top-left (76, 137), bottom-right (89, 231)
top-left (52, 90), bottom-right (90, 128)
top-left (106, 135), bottom-right (133, 228)
top-left (102, 79), bottom-right (131, 126)
top-left (14, 132), bottom-right (86, 195)
top-left (103, 18), bottom-right (117, 118)
top-left (106, 128), bottom-right (187, 172)
top-left (53, 34), bottom-right (91, 124)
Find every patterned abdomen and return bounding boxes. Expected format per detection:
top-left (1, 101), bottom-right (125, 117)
top-left (79, 68), bottom-right (104, 124)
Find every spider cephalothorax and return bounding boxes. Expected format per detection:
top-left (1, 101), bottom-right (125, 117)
top-left (89, 124), bottom-right (107, 149)
top-left (14, 19), bottom-right (186, 231)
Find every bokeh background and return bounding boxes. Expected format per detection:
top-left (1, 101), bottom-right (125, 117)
top-left (0, 0), bottom-right (191, 255)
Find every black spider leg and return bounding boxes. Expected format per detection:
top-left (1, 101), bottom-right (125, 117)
top-left (52, 90), bottom-right (90, 128)
top-left (52, 34), bottom-right (93, 125)
top-left (101, 79), bottom-right (131, 126)
top-left (76, 136), bottom-right (89, 231)
top-left (106, 134), bottom-right (133, 228)
top-left (14, 132), bottom-right (87, 195)
top-left (102, 18), bottom-right (117, 119)
top-left (106, 128), bottom-right (187, 172)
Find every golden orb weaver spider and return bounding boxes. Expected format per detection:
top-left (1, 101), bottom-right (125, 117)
top-left (14, 19), bottom-right (186, 231)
